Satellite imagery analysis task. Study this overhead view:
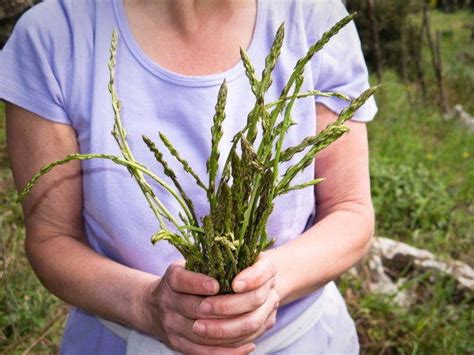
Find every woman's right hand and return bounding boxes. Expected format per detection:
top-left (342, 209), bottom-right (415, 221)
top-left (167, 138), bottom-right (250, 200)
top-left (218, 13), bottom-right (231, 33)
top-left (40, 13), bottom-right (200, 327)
top-left (141, 261), bottom-right (256, 354)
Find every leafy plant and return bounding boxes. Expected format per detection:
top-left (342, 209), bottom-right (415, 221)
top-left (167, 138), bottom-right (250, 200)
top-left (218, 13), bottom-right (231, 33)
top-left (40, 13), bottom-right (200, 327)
top-left (18, 14), bottom-right (377, 293)
top-left (371, 159), bottom-right (454, 241)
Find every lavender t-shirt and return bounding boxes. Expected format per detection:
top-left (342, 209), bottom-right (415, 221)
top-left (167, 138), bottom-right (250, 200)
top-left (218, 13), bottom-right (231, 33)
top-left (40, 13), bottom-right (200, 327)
top-left (0, 0), bottom-right (377, 353)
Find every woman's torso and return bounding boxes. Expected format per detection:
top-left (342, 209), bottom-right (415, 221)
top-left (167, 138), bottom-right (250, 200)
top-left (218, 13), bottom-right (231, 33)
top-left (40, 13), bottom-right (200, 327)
top-left (2, 0), bottom-right (367, 353)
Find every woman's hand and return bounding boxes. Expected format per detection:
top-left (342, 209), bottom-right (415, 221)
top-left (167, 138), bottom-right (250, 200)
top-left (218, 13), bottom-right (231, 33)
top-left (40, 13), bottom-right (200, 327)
top-left (192, 256), bottom-right (280, 345)
top-left (141, 261), bottom-right (254, 353)
top-left (142, 256), bottom-right (279, 353)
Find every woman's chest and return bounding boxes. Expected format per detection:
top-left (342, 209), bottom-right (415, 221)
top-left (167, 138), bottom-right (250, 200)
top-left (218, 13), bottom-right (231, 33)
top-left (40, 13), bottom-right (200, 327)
top-left (123, 0), bottom-right (257, 76)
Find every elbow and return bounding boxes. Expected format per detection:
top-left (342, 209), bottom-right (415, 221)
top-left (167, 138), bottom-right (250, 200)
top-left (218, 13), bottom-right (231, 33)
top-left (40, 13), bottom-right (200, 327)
top-left (359, 202), bottom-right (375, 259)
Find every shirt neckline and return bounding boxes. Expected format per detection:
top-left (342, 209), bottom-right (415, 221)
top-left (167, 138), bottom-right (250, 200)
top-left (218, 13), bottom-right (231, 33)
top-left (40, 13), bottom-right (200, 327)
top-left (112, 0), bottom-right (263, 88)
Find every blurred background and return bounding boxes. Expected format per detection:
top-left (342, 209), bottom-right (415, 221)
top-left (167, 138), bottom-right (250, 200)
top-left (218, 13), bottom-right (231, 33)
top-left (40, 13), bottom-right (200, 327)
top-left (0, 0), bottom-right (472, 353)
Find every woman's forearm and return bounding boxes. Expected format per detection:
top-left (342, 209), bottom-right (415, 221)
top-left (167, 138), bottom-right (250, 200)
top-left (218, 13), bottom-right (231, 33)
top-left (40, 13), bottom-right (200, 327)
top-left (265, 201), bottom-right (374, 305)
top-left (266, 103), bottom-right (375, 305)
top-left (7, 105), bottom-right (160, 335)
top-left (25, 225), bottom-right (158, 333)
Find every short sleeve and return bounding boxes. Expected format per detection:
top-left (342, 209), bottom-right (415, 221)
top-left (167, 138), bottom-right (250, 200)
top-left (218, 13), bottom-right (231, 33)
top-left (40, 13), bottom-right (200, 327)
top-left (0, 1), bottom-right (72, 125)
top-left (311, 1), bottom-right (377, 122)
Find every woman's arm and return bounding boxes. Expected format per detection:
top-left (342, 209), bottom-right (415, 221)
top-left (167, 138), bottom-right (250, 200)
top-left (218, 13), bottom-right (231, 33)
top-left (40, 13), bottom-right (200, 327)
top-left (6, 103), bottom-right (256, 353)
top-left (263, 103), bottom-right (375, 305)
top-left (6, 103), bottom-right (158, 330)
top-left (194, 102), bottom-right (375, 337)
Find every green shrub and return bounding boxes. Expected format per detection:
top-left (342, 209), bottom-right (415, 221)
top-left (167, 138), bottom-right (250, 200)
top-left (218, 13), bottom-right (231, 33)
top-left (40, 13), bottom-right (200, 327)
top-left (346, 0), bottom-right (425, 73)
top-left (371, 159), bottom-right (454, 242)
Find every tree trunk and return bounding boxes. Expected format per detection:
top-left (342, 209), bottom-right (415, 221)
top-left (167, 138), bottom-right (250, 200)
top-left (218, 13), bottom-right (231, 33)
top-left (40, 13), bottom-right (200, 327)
top-left (422, 5), bottom-right (449, 113)
top-left (366, 0), bottom-right (383, 83)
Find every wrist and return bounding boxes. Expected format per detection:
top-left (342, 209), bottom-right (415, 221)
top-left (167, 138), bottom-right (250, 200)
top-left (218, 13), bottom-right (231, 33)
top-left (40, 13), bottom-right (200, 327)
top-left (263, 248), bottom-right (293, 305)
top-left (131, 274), bottom-right (161, 335)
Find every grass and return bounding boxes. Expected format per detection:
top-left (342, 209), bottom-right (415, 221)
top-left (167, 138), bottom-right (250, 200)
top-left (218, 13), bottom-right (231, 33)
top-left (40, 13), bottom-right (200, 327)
top-left (431, 10), bottom-right (474, 112)
top-left (340, 274), bottom-right (474, 354)
top-left (339, 9), bottom-right (474, 354)
top-left (0, 8), bottom-right (473, 354)
top-left (368, 10), bottom-right (474, 264)
top-left (368, 70), bottom-right (474, 264)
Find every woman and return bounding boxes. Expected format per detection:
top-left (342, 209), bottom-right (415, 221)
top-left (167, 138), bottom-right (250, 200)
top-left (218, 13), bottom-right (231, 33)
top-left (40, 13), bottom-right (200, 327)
top-left (1, 0), bottom-right (377, 353)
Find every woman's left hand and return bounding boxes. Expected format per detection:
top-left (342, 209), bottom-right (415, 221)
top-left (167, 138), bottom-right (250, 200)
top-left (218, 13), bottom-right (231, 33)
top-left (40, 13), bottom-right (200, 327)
top-left (191, 255), bottom-right (280, 347)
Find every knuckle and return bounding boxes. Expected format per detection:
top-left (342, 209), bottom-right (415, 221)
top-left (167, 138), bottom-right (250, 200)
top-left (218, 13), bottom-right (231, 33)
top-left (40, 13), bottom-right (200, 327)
top-left (167, 335), bottom-right (181, 351)
top-left (261, 258), bottom-right (277, 277)
top-left (161, 312), bottom-right (175, 331)
top-left (166, 267), bottom-right (180, 290)
top-left (244, 318), bottom-right (260, 334)
top-left (190, 300), bottom-right (201, 317)
top-left (270, 290), bottom-right (280, 306)
top-left (270, 277), bottom-right (277, 288)
top-left (212, 324), bottom-right (226, 338)
top-left (215, 301), bottom-right (230, 315)
top-left (254, 260), bottom-right (275, 282)
top-left (268, 261), bottom-right (277, 276)
top-left (187, 278), bottom-right (200, 294)
top-left (263, 259), bottom-right (277, 278)
top-left (160, 292), bottom-right (173, 310)
top-left (252, 288), bottom-right (266, 307)
top-left (252, 320), bottom-right (261, 332)
top-left (269, 313), bottom-right (277, 329)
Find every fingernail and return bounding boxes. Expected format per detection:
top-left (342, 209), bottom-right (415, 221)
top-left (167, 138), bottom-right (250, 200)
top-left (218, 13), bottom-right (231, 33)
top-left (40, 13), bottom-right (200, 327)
top-left (204, 280), bottom-right (218, 293)
top-left (233, 280), bottom-right (246, 292)
top-left (200, 301), bottom-right (212, 314)
top-left (193, 321), bottom-right (206, 335)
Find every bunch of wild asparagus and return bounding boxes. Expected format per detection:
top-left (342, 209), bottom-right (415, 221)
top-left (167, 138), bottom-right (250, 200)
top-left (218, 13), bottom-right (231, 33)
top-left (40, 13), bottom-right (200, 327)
top-left (19, 13), bottom-right (377, 294)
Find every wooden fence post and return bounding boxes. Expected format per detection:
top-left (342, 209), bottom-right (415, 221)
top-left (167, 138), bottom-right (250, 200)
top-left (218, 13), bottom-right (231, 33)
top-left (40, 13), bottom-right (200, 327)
top-left (422, 4), bottom-right (449, 113)
top-left (367, 0), bottom-right (383, 83)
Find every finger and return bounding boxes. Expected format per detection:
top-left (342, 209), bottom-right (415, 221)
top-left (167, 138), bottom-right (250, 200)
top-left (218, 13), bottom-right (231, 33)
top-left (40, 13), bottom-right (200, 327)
top-left (177, 306), bottom-right (278, 347)
top-left (200, 278), bottom-right (275, 317)
top-left (193, 290), bottom-right (280, 339)
top-left (220, 309), bottom-right (279, 348)
top-left (232, 256), bottom-right (277, 293)
top-left (171, 294), bottom-right (229, 320)
top-left (169, 335), bottom-right (256, 355)
top-left (165, 263), bottom-right (219, 295)
top-left (170, 293), bottom-right (206, 319)
top-left (160, 311), bottom-right (238, 347)
top-left (165, 314), bottom-right (258, 349)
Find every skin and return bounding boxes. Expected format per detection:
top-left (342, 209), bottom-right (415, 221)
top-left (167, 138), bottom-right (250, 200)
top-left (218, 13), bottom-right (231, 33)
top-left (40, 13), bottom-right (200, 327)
top-left (6, 0), bottom-right (374, 353)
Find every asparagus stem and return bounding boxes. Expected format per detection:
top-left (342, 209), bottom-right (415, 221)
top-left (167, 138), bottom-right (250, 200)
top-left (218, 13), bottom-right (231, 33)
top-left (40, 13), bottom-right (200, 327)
top-left (264, 90), bottom-right (351, 109)
top-left (208, 80), bottom-right (228, 211)
top-left (272, 75), bottom-right (304, 186)
top-left (19, 153), bottom-right (185, 231)
top-left (258, 13), bottom-right (357, 157)
top-left (143, 135), bottom-right (198, 227)
top-left (107, 31), bottom-right (170, 231)
top-left (158, 132), bottom-right (208, 192)
top-left (277, 178), bottom-right (325, 196)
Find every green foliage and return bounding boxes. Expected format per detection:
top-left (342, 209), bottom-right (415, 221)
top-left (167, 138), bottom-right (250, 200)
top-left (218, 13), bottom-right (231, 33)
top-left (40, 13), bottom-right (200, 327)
top-left (346, 0), bottom-right (425, 72)
top-left (346, 2), bottom-right (474, 112)
top-left (368, 69), bottom-right (474, 262)
top-left (339, 274), bottom-right (474, 354)
top-left (431, 10), bottom-right (474, 112)
top-left (371, 160), bottom-right (453, 242)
